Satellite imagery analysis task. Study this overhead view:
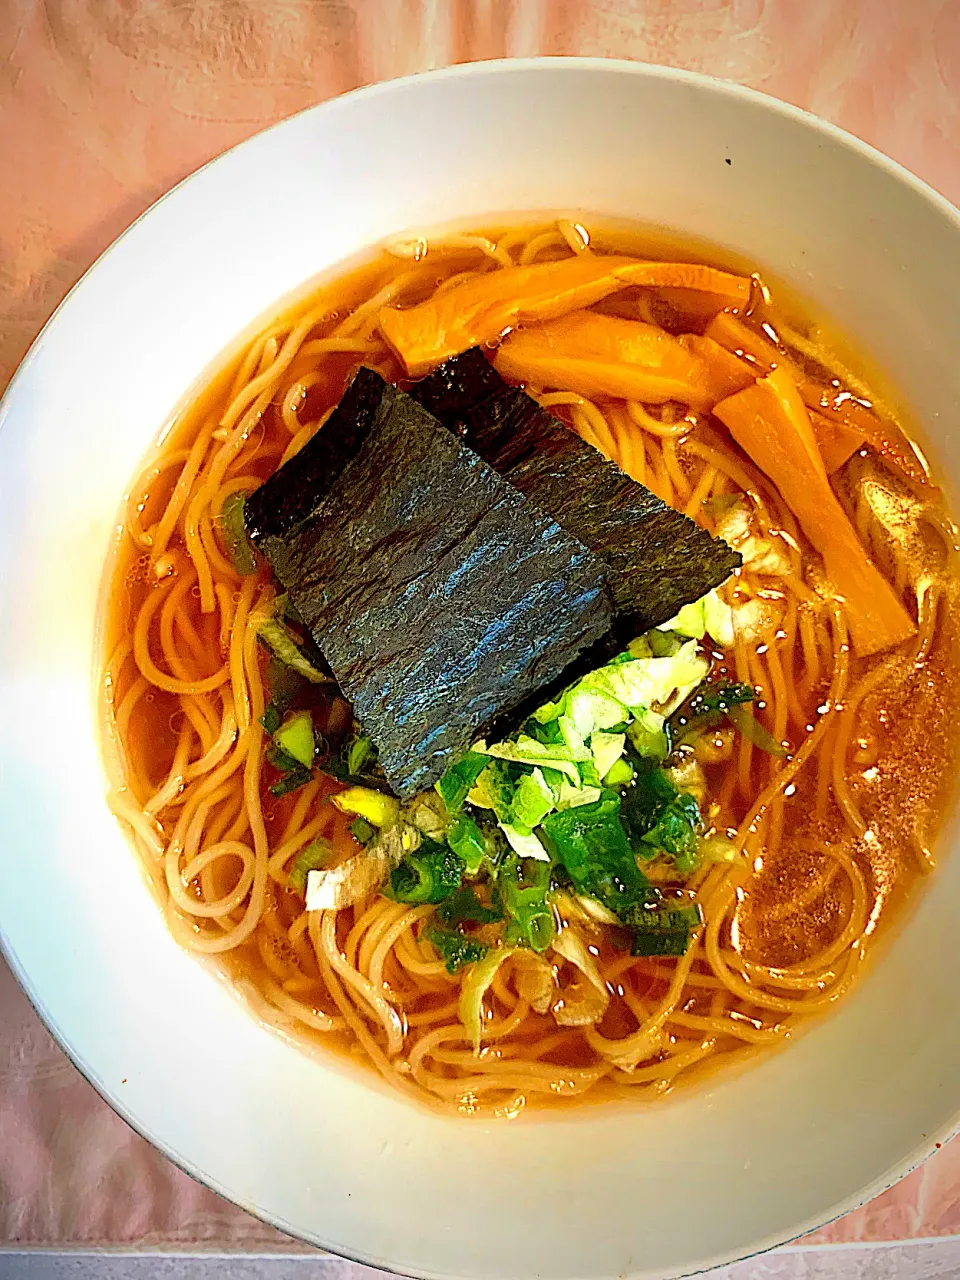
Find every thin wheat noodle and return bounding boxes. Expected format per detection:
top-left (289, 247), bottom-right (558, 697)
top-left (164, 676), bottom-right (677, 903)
top-left (126, 449), bottom-right (192, 548)
top-left (279, 778), bottom-right (324, 843)
top-left (133, 577), bottom-right (228, 695)
top-left (261, 976), bottom-right (344, 1033)
top-left (319, 911), bottom-right (406, 1055)
top-left (280, 373), bottom-right (326, 434)
top-left (151, 423), bottom-right (216, 559)
top-left (267, 814), bottom-right (332, 883)
top-left (519, 229), bottom-right (568, 265)
top-left (585, 942), bottom-right (700, 1065)
top-left (357, 899), bottom-right (410, 980)
top-left (557, 219), bottom-right (591, 254)
top-left (626, 400), bottom-right (690, 439)
top-left (370, 907), bottom-right (435, 993)
top-left (145, 725), bottom-right (194, 814)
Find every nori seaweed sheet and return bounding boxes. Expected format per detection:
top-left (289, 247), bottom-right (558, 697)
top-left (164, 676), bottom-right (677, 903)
top-left (257, 389), bottom-right (615, 797)
top-left (409, 348), bottom-right (742, 632)
top-left (244, 366), bottom-right (393, 545)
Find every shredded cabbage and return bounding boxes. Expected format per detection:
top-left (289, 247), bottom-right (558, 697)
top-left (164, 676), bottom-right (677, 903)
top-left (509, 768), bottom-right (555, 830)
top-left (590, 731), bottom-right (626, 781)
top-left (551, 926), bottom-right (610, 1027)
top-left (564, 642), bottom-right (708, 718)
top-left (556, 779), bottom-right (603, 811)
top-left (658, 589), bottom-right (735, 650)
top-left (458, 946), bottom-right (516, 1051)
top-left (500, 824), bottom-right (550, 862)
top-left (475, 736), bottom-right (585, 783)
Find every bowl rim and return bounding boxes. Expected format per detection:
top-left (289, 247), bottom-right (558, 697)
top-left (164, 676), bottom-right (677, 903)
top-left (2, 54), bottom-right (960, 1278)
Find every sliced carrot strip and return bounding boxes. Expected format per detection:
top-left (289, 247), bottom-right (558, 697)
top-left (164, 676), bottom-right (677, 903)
top-left (704, 311), bottom-right (787, 373)
top-left (807, 409), bottom-right (867, 474)
top-left (612, 262), bottom-right (752, 302)
top-left (702, 331), bottom-right (866, 471)
top-left (713, 369), bottom-right (915, 656)
top-left (380, 255), bottom-right (640, 375)
top-left (707, 313), bottom-right (933, 488)
top-left (494, 313), bottom-right (713, 409)
top-left (654, 286), bottom-right (730, 326)
top-left (380, 256), bottom-right (753, 375)
top-left (798, 381), bottom-right (933, 488)
top-left (678, 334), bottom-right (756, 403)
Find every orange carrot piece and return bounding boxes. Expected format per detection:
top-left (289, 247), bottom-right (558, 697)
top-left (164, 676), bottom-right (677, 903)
top-left (766, 365), bottom-right (828, 481)
top-left (704, 311), bottom-right (787, 373)
top-left (798, 380), bottom-right (933, 488)
top-left (380, 255), bottom-right (641, 375)
top-left (678, 334), bottom-right (756, 403)
top-left (713, 368), bottom-right (915, 656)
top-left (654, 286), bottom-right (729, 326)
top-left (611, 262), bottom-right (752, 303)
top-left (703, 328), bottom-right (864, 468)
top-left (380, 257), bottom-right (753, 375)
top-left (707, 313), bottom-right (933, 488)
top-left (494, 312), bottom-right (714, 409)
top-left (807, 409), bottom-right (867, 474)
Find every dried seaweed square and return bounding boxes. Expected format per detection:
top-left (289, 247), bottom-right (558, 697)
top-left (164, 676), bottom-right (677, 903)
top-left (410, 350), bottom-right (741, 631)
top-left (257, 391), bottom-right (614, 796)
top-left (245, 366), bottom-right (393, 545)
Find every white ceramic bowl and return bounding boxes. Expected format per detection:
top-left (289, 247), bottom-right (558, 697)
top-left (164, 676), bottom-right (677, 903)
top-left (2, 59), bottom-right (960, 1280)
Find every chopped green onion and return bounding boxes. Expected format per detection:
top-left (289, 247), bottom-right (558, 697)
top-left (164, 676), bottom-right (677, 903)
top-left (259, 659), bottom-right (307, 736)
top-left (726, 703), bottom-right (789, 757)
top-left (346, 734), bottom-right (377, 777)
top-left (260, 704), bottom-right (282, 735)
top-left (348, 817), bottom-right (376, 845)
top-left (698, 833), bottom-right (739, 865)
top-left (622, 763), bottom-right (701, 874)
top-left (630, 904), bottom-right (702, 957)
top-left (269, 765), bottom-right (313, 798)
top-left (425, 925), bottom-right (489, 974)
top-left (331, 786), bottom-right (399, 828)
top-left (273, 710), bottom-right (315, 769)
top-left (435, 751), bottom-right (489, 814)
top-left (288, 838), bottom-right (332, 892)
top-left (627, 715), bottom-right (671, 760)
top-left (641, 793), bottom-right (700, 873)
top-left (541, 791), bottom-right (654, 922)
top-left (446, 814), bottom-right (491, 875)
top-left (388, 838), bottom-right (464, 905)
top-left (220, 491), bottom-right (258, 575)
top-left (257, 614), bottom-right (331, 685)
top-left (436, 884), bottom-right (502, 928)
top-left (669, 680), bottom-right (755, 744)
top-left (498, 854), bottom-right (555, 953)
top-left (266, 743), bottom-right (306, 773)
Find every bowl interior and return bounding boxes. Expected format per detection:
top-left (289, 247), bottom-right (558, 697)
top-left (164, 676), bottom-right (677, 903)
top-left (2, 60), bottom-right (960, 1280)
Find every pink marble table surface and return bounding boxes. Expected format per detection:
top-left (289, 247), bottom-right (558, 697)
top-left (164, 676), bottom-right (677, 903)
top-left (3, 0), bottom-right (960, 1255)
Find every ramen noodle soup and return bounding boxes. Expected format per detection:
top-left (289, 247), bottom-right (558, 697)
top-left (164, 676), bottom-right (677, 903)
top-left (100, 218), bottom-right (960, 1116)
